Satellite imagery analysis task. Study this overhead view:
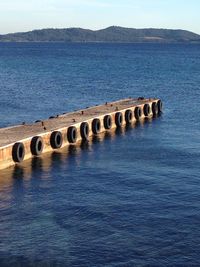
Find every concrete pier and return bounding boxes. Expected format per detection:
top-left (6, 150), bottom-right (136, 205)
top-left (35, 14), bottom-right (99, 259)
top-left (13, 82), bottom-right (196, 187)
top-left (0, 98), bottom-right (162, 170)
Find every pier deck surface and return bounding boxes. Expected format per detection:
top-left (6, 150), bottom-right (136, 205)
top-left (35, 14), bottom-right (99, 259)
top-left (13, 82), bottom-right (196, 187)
top-left (0, 98), bottom-right (150, 148)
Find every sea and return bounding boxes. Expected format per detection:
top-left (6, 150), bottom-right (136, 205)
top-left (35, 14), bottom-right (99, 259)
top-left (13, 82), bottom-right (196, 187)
top-left (0, 42), bottom-right (200, 266)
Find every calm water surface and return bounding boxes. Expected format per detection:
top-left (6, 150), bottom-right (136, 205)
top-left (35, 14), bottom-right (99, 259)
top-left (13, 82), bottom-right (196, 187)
top-left (0, 43), bottom-right (200, 266)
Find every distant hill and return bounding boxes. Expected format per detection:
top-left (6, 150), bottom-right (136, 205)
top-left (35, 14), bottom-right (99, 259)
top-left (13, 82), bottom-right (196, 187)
top-left (0, 26), bottom-right (200, 43)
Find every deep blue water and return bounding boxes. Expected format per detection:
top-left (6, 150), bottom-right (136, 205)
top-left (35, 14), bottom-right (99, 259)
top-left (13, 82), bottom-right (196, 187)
top-left (0, 42), bottom-right (200, 266)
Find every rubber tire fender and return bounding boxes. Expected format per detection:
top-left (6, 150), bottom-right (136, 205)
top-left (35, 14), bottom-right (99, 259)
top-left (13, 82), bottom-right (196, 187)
top-left (134, 107), bottom-right (142, 120)
top-left (143, 104), bottom-right (150, 117)
top-left (50, 131), bottom-right (63, 149)
top-left (125, 109), bottom-right (133, 123)
top-left (104, 115), bottom-right (112, 129)
top-left (92, 118), bottom-right (101, 134)
top-left (12, 142), bottom-right (25, 163)
top-left (67, 126), bottom-right (77, 143)
top-left (31, 136), bottom-right (44, 156)
top-left (80, 122), bottom-right (89, 140)
top-left (115, 112), bottom-right (123, 127)
top-left (152, 102), bottom-right (158, 115)
top-left (157, 100), bottom-right (163, 113)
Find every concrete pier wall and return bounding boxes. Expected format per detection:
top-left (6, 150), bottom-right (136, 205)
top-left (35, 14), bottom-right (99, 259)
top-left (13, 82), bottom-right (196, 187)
top-left (0, 98), bottom-right (162, 170)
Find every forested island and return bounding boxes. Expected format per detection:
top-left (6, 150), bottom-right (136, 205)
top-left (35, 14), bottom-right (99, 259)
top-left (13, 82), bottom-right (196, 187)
top-left (0, 26), bottom-right (200, 43)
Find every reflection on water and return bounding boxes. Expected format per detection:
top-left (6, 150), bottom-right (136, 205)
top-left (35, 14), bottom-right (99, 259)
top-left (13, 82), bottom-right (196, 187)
top-left (1, 41), bottom-right (200, 266)
top-left (0, 115), bottom-right (164, 266)
top-left (0, 117), bottom-right (158, 191)
top-left (12, 165), bottom-right (24, 180)
top-left (31, 157), bottom-right (43, 172)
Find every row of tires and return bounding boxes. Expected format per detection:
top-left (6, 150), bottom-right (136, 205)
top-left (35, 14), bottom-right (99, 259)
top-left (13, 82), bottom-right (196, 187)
top-left (12, 100), bottom-right (162, 163)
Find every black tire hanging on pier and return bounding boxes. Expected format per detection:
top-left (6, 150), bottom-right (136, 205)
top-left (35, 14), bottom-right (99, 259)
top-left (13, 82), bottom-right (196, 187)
top-left (125, 109), bottom-right (133, 123)
top-left (143, 104), bottom-right (150, 117)
top-left (152, 102), bottom-right (158, 116)
top-left (50, 131), bottom-right (63, 149)
top-left (104, 115), bottom-right (112, 129)
top-left (67, 126), bottom-right (77, 143)
top-left (134, 107), bottom-right (142, 120)
top-left (31, 136), bottom-right (44, 156)
top-left (92, 118), bottom-right (101, 134)
top-left (157, 100), bottom-right (163, 113)
top-left (115, 112), bottom-right (123, 127)
top-left (80, 122), bottom-right (89, 140)
top-left (12, 142), bottom-right (25, 163)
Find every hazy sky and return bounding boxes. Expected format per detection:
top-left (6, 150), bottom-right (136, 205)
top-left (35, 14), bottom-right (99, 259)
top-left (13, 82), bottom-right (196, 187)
top-left (0, 0), bottom-right (200, 34)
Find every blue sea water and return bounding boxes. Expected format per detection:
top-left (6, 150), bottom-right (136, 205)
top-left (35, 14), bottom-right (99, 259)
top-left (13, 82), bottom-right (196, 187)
top-left (0, 42), bottom-right (200, 266)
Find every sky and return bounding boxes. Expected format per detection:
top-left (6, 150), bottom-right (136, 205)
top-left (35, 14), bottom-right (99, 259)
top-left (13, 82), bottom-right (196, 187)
top-left (0, 0), bottom-right (200, 34)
